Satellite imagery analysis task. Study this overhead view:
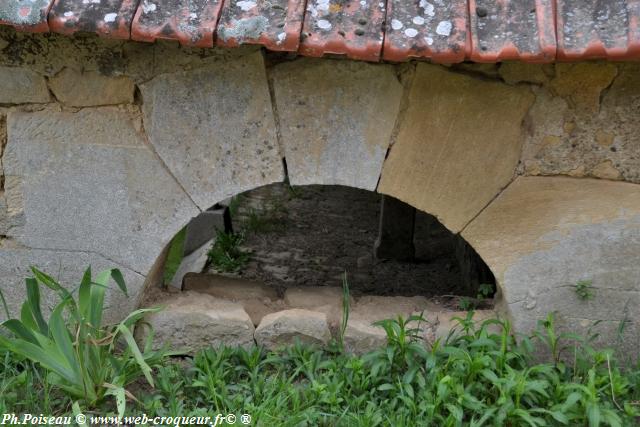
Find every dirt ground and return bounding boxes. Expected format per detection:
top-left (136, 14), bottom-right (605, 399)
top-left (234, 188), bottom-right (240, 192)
top-left (205, 184), bottom-right (491, 307)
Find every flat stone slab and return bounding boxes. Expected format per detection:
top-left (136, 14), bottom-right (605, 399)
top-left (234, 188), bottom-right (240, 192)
top-left (0, 0), bottom-right (53, 32)
top-left (183, 273), bottom-right (279, 301)
top-left (468, 0), bottom-right (556, 62)
top-left (48, 0), bottom-right (138, 39)
top-left (557, 0), bottom-right (640, 60)
top-left (216, 0), bottom-right (305, 51)
top-left (299, 0), bottom-right (386, 61)
top-left (140, 52), bottom-right (283, 210)
top-left (383, 0), bottom-right (467, 62)
top-left (462, 176), bottom-right (640, 354)
top-left (378, 63), bottom-right (534, 233)
top-left (131, 0), bottom-right (223, 47)
top-left (141, 291), bottom-right (255, 351)
top-left (284, 286), bottom-right (347, 310)
top-left (168, 239), bottom-right (211, 289)
top-left (255, 308), bottom-right (331, 349)
top-left (271, 58), bottom-right (402, 190)
top-left (3, 108), bottom-right (199, 274)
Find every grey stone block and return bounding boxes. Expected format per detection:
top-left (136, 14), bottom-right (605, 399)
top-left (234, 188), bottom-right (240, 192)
top-left (140, 52), bottom-right (284, 210)
top-left (3, 108), bottom-right (199, 274)
top-left (183, 206), bottom-right (231, 256)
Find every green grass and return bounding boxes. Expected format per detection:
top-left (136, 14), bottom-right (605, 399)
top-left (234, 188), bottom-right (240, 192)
top-left (207, 229), bottom-right (251, 273)
top-left (1, 268), bottom-right (640, 426)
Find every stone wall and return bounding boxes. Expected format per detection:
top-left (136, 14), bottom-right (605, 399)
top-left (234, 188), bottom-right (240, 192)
top-left (0, 27), bottom-right (639, 352)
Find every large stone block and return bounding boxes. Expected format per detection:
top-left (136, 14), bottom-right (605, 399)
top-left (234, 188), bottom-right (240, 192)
top-left (462, 176), bottom-right (640, 353)
top-left (49, 68), bottom-right (135, 107)
top-left (140, 52), bottom-right (283, 210)
top-left (271, 59), bottom-right (403, 190)
top-left (0, 246), bottom-right (144, 324)
top-left (3, 108), bottom-right (199, 274)
top-left (378, 64), bottom-right (534, 233)
top-left (141, 292), bottom-right (255, 352)
top-left (255, 309), bottom-right (331, 349)
top-left (0, 66), bottom-right (49, 104)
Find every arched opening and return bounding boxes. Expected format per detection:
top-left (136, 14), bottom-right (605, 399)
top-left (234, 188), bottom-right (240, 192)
top-left (139, 182), bottom-right (496, 352)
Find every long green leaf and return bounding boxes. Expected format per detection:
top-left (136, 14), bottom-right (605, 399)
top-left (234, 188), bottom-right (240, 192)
top-left (117, 323), bottom-right (154, 387)
top-left (1, 319), bottom-right (39, 345)
top-left (25, 278), bottom-right (48, 335)
top-left (19, 301), bottom-right (38, 332)
top-left (0, 335), bottom-right (76, 384)
top-left (78, 267), bottom-right (92, 319)
top-left (49, 303), bottom-right (81, 385)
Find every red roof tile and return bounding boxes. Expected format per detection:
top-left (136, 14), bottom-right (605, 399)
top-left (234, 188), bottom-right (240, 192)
top-left (216, 0), bottom-right (305, 51)
top-left (557, 0), bottom-right (640, 60)
top-left (131, 0), bottom-right (223, 47)
top-left (49, 0), bottom-right (138, 39)
top-left (0, 0), bottom-right (54, 32)
top-left (468, 0), bottom-right (556, 62)
top-left (298, 0), bottom-right (386, 61)
top-left (383, 0), bottom-right (468, 62)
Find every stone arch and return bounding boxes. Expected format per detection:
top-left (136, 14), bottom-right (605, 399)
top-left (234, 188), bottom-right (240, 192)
top-left (1, 37), bottom-right (639, 353)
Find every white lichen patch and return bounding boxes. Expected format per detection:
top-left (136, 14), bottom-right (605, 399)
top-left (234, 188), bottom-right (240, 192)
top-left (237, 0), bottom-right (257, 11)
top-left (142, 1), bottom-right (156, 14)
top-left (419, 0), bottom-right (435, 17)
top-left (436, 20), bottom-right (452, 36)
top-left (404, 28), bottom-right (418, 38)
top-left (63, 11), bottom-right (73, 17)
top-left (277, 32), bottom-right (286, 43)
top-left (317, 19), bottom-right (332, 30)
top-left (425, 36), bottom-right (433, 45)
top-left (391, 19), bottom-right (403, 30)
top-left (103, 13), bottom-right (117, 23)
top-left (412, 16), bottom-right (425, 25)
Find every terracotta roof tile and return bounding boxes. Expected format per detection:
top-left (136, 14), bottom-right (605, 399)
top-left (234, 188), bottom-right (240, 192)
top-left (0, 0), bottom-right (54, 32)
top-left (298, 0), bottom-right (386, 61)
top-left (383, 0), bottom-right (468, 62)
top-left (216, 0), bottom-right (305, 51)
top-left (131, 0), bottom-right (223, 47)
top-left (468, 0), bottom-right (556, 62)
top-left (49, 0), bottom-right (138, 39)
top-left (557, 0), bottom-right (640, 60)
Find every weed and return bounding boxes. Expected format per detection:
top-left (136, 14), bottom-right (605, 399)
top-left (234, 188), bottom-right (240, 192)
top-left (163, 226), bottom-right (186, 285)
top-left (0, 268), bottom-right (170, 417)
top-left (207, 229), bottom-right (251, 272)
top-left (575, 279), bottom-right (595, 301)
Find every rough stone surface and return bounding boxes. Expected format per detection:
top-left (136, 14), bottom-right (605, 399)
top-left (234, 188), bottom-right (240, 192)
top-left (141, 292), bottom-right (255, 351)
top-left (284, 286), bottom-right (347, 310)
top-left (0, 66), bottom-right (49, 104)
top-left (255, 309), bottom-right (331, 349)
top-left (271, 59), bottom-right (403, 191)
top-left (0, 247), bottom-right (143, 324)
top-left (49, 68), bottom-right (135, 106)
top-left (378, 64), bottom-right (534, 233)
top-left (548, 63), bottom-right (618, 112)
top-left (3, 108), bottom-right (199, 274)
top-left (499, 62), bottom-right (553, 85)
top-left (140, 52), bottom-right (283, 210)
top-left (184, 274), bottom-right (279, 301)
top-left (462, 176), bottom-right (640, 354)
top-left (521, 63), bottom-right (640, 183)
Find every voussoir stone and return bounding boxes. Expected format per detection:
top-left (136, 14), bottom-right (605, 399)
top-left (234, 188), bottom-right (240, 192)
top-left (271, 58), bottom-right (403, 191)
top-left (462, 176), bottom-right (640, 354)
top-left (49, 68), bottom-right (135, 107)
top-left (140, 52), bottom-right (283, 210)
top-left (141, 292), bottom-right (255, 352)
top-left (0, 66), bottom-right (49, 104)
top-left (378, 63), bottom-right (534, 233)
top-left (3, 108), bottom-right (199, 278)
top-left (255, 309), bottom-right (331, 349)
